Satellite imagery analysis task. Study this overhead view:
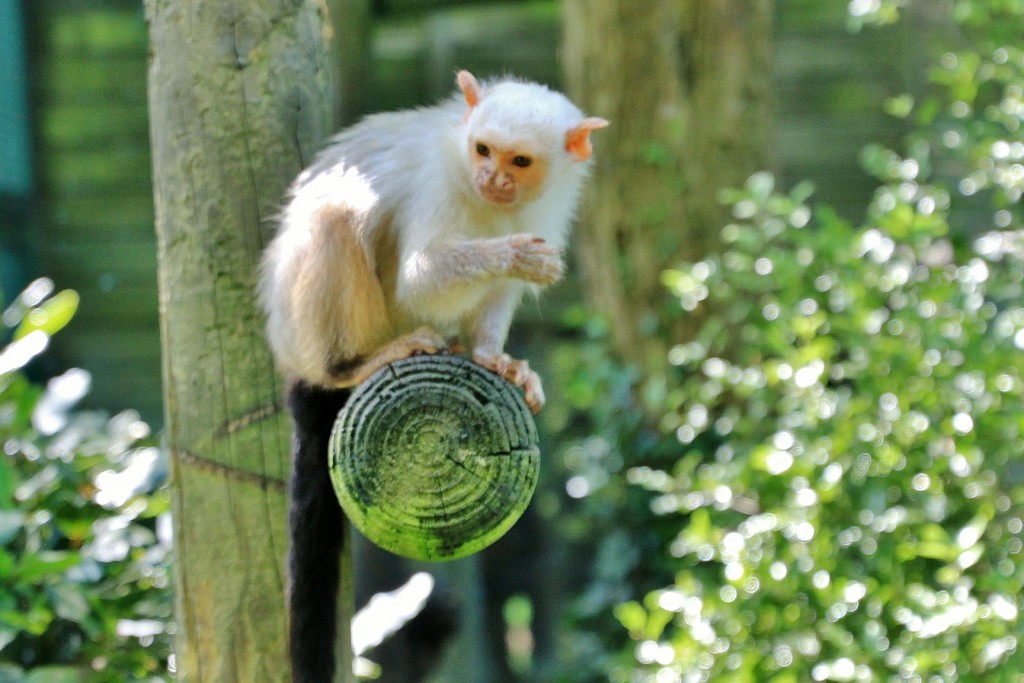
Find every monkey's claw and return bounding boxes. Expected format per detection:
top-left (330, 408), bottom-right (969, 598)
top-left (472, 351), bottom-right (546, 414)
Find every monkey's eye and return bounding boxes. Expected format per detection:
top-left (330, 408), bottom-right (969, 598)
top-left (475, 143), bottom-right (491, 157)
top-left (511, 155), bottom-right (532, 168)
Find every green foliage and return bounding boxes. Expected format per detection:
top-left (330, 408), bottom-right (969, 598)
top-left (612, 172), bottom-right (1024, 681)
top-left (0, 281), bottom-right (172, 682)
top-left (554, 3), bottom-right (1024, 682)
top-left (923, 29), bottom-right (1024, 230)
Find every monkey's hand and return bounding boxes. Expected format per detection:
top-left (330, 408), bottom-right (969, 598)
top-left (506, 234), bottom-right (565, 286)
top-left (472, 350), bottom-right (545, 414)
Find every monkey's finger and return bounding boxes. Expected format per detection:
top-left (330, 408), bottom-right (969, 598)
top-left (472, 351), bottom-right (510, 376)
top-left (522, 255), bottom-right (565, 285)
top-left (523, 371), bottom-right (545, 414)
top-left (504, 358), bottom-right (531, 387)
top-left (523, 241), bottom-right (561, 258)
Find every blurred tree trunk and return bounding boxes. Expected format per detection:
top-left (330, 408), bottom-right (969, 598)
top-left (330, 0), bottom-right (373, 125)
top-left (563, 0), bottom-right (775, 371)
top-left (146, 0), bottom-right (345, 680)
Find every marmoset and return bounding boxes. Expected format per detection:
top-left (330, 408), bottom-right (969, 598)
top-left (259, 70), bottom-right (606, 682)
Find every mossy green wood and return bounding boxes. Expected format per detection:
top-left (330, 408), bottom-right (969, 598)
top-left (329, 354), bottom-right (540, 561)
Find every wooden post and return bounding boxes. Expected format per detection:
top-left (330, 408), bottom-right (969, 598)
top-left (330, 355), bottom-right (540, 562)
top-left (146, 0), bottom-right (337, 679)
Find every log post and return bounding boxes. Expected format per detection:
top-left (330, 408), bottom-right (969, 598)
top-left (330, 355), bottom-right (540, 562)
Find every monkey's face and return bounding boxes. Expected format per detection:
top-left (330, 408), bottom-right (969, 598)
top-left (469, 139), bottom-right (549, 206)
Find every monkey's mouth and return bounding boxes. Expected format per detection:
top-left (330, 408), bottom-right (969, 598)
top-left (479, 185), bottom-right (518, 205)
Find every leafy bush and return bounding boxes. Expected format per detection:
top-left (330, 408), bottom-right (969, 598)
top-left (556, 3), bottom-right (1024, 681)
top-left (611, 171), bottom-right (1024, 682)
top-left (0, 280), bottom-right (172, 682)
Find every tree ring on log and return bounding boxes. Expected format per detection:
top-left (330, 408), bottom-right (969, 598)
top-left (328, 354), bottom-right (540, 561)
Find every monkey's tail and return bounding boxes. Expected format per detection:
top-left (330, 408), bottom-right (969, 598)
top-left (286, 381), bottom-right (352, 683)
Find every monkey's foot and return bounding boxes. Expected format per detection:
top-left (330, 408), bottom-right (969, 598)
top-left (330, 328), bottom-right (447, 388)
top-left (472, 351), bottom-right (545, 414)
top-left (400, 327), bottom-right (448, 358)
top-left (446, 337), bottom-right (467, 355)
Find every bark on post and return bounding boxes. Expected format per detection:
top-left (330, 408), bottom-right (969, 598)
top-left (145, 0), bottom-right (341, 680)
top-left (563, 0), bottom-right (774, 370)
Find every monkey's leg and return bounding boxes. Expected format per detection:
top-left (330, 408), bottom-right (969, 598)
top-left (327, 327), bottom-right (447, 388)
top-left (463, 286), bottom-right (546, 413)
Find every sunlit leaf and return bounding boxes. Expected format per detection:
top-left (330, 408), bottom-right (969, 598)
top-left (898, 540), bottom-right (957, 562)
top-left (13, 290), bottom-right (79, 341)
top-left (613, 601), bottom-right (647, 637)
top-left (884, 94), bottom-right (915, 118)
top-left (746, 171), bottom-right (775, 199)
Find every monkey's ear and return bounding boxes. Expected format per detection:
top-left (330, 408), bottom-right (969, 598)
top-left (457, 70), bottom-right (482, 109)
top-left (565, 117), bottom-right (610, 162)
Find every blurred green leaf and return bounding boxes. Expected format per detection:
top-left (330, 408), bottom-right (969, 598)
top-left (0, 467), bottom-right (15, 512)
top-left (13, 290), bottom-right (79, 342)
top-left (613, 601), bottom-right (646, 637)
top-left (24, 667), bottom-right (81, 683)
top-left (48, 584), bottom-right (90, 625)
top-left (16, 552), bottom-right (80, 583)
top-left (0, 513), bottom-right (24, 546)
top-left (884, 93), bottom-right (915, 118)
top-left (0, 604), bottom-right (52, 637)
top-left (0, 630), bottom-right (17, 656)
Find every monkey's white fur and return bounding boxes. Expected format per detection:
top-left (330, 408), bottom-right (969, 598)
top-left (259, 73), bottom-right (603, 409)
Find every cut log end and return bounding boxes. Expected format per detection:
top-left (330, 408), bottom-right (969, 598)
top-left (328, 354), bottom-right (540, 561)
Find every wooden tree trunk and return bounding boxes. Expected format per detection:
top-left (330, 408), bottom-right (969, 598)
top-left (563, 0), bottom-right (775, 370)
top-left (146, 1), bottom-right (342, 680)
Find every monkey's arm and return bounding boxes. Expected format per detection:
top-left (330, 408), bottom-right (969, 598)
top-left (396, 232), bottom-right (563, 314)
